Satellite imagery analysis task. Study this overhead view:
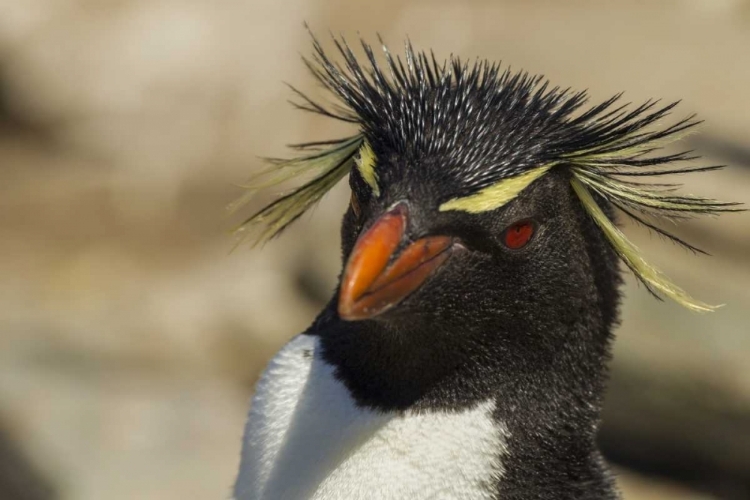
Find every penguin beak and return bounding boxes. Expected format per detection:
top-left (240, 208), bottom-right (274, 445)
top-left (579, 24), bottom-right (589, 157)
top-left (338, 203), bottom-right (454, 321)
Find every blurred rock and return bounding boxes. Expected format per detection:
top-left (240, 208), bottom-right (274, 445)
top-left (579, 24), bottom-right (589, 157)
top-left (0, 426), bottom-right (56, 500)
top-left (0, 1), bottom-right (749, 499)
top-left (617, 468), bottom-right (714, 500)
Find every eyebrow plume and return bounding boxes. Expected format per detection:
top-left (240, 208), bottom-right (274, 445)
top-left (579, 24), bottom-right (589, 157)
top-left (231, 31), bottom-right (742, 311)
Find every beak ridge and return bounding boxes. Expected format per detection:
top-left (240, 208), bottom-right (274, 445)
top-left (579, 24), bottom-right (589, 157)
top-left (338, 204), bottom-right (453, 321)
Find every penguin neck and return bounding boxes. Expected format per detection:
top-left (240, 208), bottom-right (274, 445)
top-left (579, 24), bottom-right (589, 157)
top-left (314, 298), bottom-right (612, 426)
top-left (313, 301), bottom-right (618, 497)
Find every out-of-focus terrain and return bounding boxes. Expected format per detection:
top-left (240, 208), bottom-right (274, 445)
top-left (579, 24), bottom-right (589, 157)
top-left (0, 1), bottom-right (748, 499)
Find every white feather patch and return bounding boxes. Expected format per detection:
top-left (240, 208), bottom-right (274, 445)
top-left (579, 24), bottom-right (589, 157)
top-left (233, 334), bottom-right (508, 500)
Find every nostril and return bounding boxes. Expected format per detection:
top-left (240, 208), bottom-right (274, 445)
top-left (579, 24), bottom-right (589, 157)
top-left (387, 201), bottom-right (409, 218)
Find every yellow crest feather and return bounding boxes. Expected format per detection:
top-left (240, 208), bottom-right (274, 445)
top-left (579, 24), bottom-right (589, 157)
top-left (439, 165), bottom-right (553, 213)
top-left (571, 177), bottom-right (719, 313)
top-left (232, 136), bottom-right (363, 246)
top-left (356, 141), bottom-right (380, 197)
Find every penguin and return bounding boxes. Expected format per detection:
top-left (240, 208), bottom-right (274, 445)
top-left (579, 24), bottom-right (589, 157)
top-left (230, 34), bottom-right (741, 500)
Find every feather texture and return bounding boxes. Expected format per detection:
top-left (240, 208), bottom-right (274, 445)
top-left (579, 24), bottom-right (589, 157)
top-left (232, 136), bottom-right (363, 245)
top-left (572, 178), bottom-right (718, 312)
top-left (232, 31), bottom-right (742, 309)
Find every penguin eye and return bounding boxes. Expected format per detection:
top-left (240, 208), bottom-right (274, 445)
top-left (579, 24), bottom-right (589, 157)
top-left (502, 219), bottom-right (535, 250)
top-left (350, 191), bottom-right (362, 219)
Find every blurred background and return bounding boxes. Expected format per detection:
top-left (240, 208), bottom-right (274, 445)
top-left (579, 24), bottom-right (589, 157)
top-left (0, 0), bottom-right (748, 499)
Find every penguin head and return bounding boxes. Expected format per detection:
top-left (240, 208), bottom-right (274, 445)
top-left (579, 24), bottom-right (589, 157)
top-left (235, 33), bottom-right (741, 331)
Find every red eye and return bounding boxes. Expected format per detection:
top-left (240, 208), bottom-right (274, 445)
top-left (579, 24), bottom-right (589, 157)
top-left (502, 220), bottom-right (535, 250)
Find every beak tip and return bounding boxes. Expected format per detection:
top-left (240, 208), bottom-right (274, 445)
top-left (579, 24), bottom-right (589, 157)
top-left (336, 204), bottom-right (454, 323)
top-left (337, 298), bottom-right (351, 321)
top-left (336, 298), bottom-right (368, 322)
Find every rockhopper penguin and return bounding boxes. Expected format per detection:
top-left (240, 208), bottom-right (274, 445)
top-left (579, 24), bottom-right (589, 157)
top-left (230, 34), bottom-right (741, 500)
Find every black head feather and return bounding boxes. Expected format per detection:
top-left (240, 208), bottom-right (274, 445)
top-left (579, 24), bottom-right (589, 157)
top-left (235, 32), bottom-right (741, 310)
top-left (299, 34), bottom-right (706, 197)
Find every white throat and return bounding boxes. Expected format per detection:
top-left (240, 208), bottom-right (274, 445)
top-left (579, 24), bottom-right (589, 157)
top-left (233, 334), bottom-right (509, 500)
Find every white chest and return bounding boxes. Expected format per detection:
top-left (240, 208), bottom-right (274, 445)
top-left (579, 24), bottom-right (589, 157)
top-left (233, 334), bottom-right (508, 500)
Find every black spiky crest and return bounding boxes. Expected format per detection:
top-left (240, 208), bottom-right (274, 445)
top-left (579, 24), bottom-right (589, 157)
top-left (233, 31), bottom-right (741, 311)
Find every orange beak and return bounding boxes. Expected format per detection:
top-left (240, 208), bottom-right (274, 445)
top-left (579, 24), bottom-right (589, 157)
top-left (338, 204), bottom-right (454, 321)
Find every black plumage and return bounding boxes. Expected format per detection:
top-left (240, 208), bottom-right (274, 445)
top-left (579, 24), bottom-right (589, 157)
top-left (297, 35), bottom-right (696, 196)
top-left (233, 32), bottom-right (742, 500)
top-left (237, 33), bottom-right (739, 307)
